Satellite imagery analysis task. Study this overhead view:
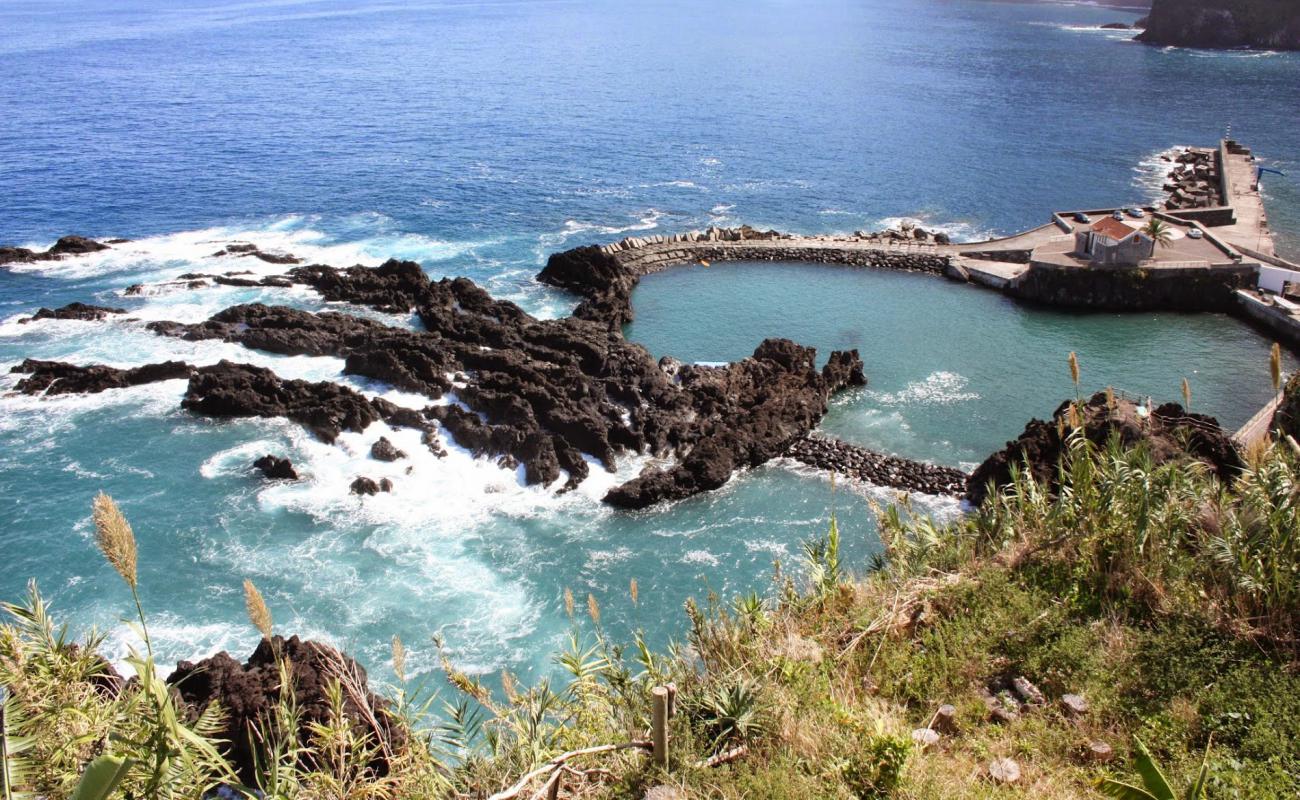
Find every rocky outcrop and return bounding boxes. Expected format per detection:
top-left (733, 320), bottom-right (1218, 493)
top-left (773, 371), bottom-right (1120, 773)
top-left (0, 235), bottom-right (110, 265)
top-left (9, 359), bottom-right (193, 396)
top-left (1136, 0), bottom-right (1300, 50)
top-left (181, 361), bottom-right (430, 445)
top-left (1271, 372), bottom-right (1300, 440)
top-left (785, 435), bottom-right (967, 496)
top-left (605, 339), bottom-right (866, 508)
top-left (253, 454), bottom-right (298, 480)
top-left (167, 635), bottom-right (403, 784)
top-left (18, 302), bottom-right (127, 324)
top-left (966, 392), bottom-right (1242, 507)
top-left (210, 242), bottom-right (302, 265)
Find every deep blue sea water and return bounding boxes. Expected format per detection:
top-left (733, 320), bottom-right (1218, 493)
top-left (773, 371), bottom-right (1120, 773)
top-left (1, 0), bottom-right (1298, 683)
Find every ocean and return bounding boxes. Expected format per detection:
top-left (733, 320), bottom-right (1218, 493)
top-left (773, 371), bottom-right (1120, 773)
top-left (1, 0), bottom-right (1298, 683)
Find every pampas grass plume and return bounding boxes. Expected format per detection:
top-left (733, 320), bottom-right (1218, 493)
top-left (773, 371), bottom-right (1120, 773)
top-left (93, 492), bottom-right (137, 590)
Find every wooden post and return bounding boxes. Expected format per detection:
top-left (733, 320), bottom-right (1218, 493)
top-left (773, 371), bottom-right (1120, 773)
top-left (1, 684), bottom-right (11, 800)
top-left (651, 686), bottom-right (670, 768)
top-left (666, 682), bottom-right (677, 718)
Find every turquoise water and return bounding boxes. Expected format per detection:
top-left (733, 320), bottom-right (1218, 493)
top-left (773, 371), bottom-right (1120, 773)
top-left (1, 0), bottom-right (1298, 684)
top-left (626, 261), bottom-right (1297, 468)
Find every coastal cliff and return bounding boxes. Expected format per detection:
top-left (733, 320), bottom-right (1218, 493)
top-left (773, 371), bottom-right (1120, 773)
top-left (1136, 0), bottom-right (1300, 50)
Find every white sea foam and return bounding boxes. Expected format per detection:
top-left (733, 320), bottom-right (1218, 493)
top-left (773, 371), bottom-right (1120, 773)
top-left (870, 371), bottom-right (979, 406)
top-left (1132, 145), bottom-right (1185, 204)
top-left (101, 617), bottom-right (265, 676)
top-left (874, 215), bottom-right (998, 244)
top-left (8, 214), bottom-right (496, 284)
top-left (535, 209), bottom-right (668, 252)
top-left (681, 549), bottom-right (720, 567)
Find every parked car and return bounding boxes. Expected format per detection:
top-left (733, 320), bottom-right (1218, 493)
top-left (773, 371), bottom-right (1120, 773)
top-left (1187, 228), bottom-right (1204, 239)
top-left (1112, 210), bottom-right (1125, 221)
top-left (1125, 207), bottom-right (1145, 218)
top-left (1073, 212), bottom-right (1090, 223)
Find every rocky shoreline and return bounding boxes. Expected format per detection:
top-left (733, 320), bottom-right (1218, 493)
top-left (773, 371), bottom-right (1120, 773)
top-left (8, 240), bottom-right (943, 506)
top-left (8, 227), bottom-right (1262, 507)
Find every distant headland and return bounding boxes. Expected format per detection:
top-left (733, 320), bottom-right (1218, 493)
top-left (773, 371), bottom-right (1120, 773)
top-left (1135, 0), bottom-right (1300, 50)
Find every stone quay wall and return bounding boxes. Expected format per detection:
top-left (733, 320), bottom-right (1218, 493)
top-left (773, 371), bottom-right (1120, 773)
top-left (598, 231), bottom-right (953, 280)
top-left (1011, 263), bottom-right (1257, 312)
top-left (785, 435), bottom-right (968, 497)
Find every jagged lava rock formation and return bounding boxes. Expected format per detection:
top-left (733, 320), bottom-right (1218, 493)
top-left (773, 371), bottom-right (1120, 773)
top-left (966, 392), bottom-right (1242, 507)
top-left (1137, 0), bottom-right (1300, 50)
top-left (11, 253), bottom-right (872, 507)
top-left (167, 635), bottom-right (403, 784)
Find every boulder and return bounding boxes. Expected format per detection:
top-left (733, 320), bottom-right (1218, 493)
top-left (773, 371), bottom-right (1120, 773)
top-left (253, 454), bottom-right (298, 480)
top-left (370, 436), bottom-right (407, 462)
top-left (350, 476), bottom-right (393, 495)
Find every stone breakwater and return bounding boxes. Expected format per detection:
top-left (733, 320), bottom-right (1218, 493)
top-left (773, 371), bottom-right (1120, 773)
top-left (1159, 147), bottom-right (1223, 212)
top-left (785, 435), bottom-right (968, 497)
top-left (540, 226), bottom-right (954, 328)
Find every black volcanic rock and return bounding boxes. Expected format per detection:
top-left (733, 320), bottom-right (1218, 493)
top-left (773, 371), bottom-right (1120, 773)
top-left (605, 339), bottom-right (865, 509)
top-left (1136, 0), bottom-right (1300, 50)
top-left (350, 476), bottom-right (393, 495)
top-left (253, 454), bottom-right (299, 480)
top-left (10, 359), bottom-right (193, 396)
top-left (212, 242), bottom-right (303, 265)
top-left (966, 392), bottom-right (1242, 507)
top-left (167, 635), bottom-right (403, 784)
top-left (289, 259), bottom-right (430, 313)
top-left (48, 235), bottom-right (110, 256)
top-left (370, 436), bottom-right (407, 462)
top-left (19, 302), bottom-right (126, 324)
top-left (0, 235), bottom-right (110, 265)
top-left (181, 361), bottom-right (402, 444)
top-left (32, 250), bottom-right (869, 506)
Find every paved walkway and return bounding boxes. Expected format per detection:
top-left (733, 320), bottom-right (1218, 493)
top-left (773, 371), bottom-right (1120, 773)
top-left (1217, 147), bottom-right (1275, 256)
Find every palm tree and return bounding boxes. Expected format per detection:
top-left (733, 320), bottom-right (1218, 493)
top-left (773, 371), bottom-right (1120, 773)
top-left (1142, 217), bottom-right (1174, 250)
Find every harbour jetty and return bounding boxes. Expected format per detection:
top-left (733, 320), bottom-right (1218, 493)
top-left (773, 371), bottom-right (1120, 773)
top-left (545, 139), bottom-right (1294, 329)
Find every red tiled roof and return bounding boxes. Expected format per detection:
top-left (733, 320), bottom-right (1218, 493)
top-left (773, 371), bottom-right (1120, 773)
top-left (1091, 217), bottom-right (1138, 241)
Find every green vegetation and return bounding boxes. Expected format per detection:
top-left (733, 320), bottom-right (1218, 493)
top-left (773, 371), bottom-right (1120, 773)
top-left (1142, 219), bottom-right (1174, 251)
top-left (3, 419), bottom-right (1300, 797)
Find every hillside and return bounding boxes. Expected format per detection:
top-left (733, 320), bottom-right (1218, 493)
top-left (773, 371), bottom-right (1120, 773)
top-left (1137, 0), bottom-right (1300, 49)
